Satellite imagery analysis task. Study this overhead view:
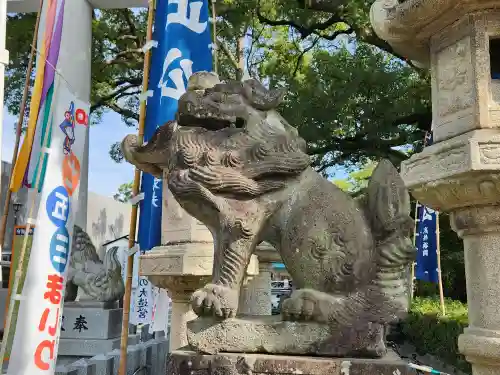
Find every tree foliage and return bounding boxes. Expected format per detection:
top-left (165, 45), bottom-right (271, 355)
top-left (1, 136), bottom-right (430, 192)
top-left (113, 181), bottom-right (133, 203)
top-left (332, 162), bottom-right (375, 193)
top-left (5, 0), bottom-right (431, 171)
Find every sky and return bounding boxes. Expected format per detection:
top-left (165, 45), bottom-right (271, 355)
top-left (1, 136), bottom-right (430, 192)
top-left (1, 108), bottom-right (135, 197)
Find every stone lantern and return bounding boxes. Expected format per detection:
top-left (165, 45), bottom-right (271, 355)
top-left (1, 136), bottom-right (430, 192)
top-left (371, 1), bottom-right (500, 374)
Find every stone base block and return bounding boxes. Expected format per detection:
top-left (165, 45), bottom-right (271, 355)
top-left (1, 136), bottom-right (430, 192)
top-left (167, 350), bottom-right (417, 375)
top-left (57, 334), bottom-right (140, 357)
top-left (187, 315), bottom-right (386, 358)
top-left (61, 302), bottom-right (122, 340)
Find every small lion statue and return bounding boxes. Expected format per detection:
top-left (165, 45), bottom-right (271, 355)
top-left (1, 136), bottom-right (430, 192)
top-left (65, 225), bottom-right (125, 302)
top-left (122, 72), bottom-right (415, 357)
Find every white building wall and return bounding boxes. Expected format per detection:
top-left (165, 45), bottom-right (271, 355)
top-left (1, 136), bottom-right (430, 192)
top-left (86, 191), bottom-right (131, 257)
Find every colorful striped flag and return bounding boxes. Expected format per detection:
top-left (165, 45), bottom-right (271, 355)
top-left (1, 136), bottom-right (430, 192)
top-left (10, 0), bottom-right (65, 192)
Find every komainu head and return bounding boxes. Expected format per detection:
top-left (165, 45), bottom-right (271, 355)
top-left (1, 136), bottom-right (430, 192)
top-left (122, 72), bottom-right (311, 203)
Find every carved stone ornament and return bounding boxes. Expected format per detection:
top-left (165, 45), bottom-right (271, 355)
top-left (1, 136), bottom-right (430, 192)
top-left (401, 129), bottom-right (500, 211)
top-left (65, 225), bottom-right (125, 302)
top-left (122, 72), bottom-right (415, 358)
top-left (370, 0), bottom-right (500, 66)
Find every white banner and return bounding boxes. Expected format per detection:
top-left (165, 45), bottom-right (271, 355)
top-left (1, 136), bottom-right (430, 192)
top-left (149, 288), bottom-right (170, 334)
top-left (7, 76), bottom-right (89, 374)
top-left (117, 246), bottom-right (139, 289)
top-left (117, 246), bottom-right (139, 325)
top-left (134, 276), bottom-right (153, 325)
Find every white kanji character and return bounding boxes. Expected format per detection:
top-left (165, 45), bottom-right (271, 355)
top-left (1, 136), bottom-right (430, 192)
top-left (166, 0), bottom-right (207, 34)
top-left (422, 207), bottom-right (435, 222)
top-left (158, 48), bottom-right (193, 100)
top-left (152, 178), bottom-right (161, 208)
top-left (423, 227), bottom-right (429, 234)
top-left (423, 234), bottom-right (428, 241)
top-left (423, 250), bottom-right (429, 256)
top-left (422, 242), bottom-right (429, 250)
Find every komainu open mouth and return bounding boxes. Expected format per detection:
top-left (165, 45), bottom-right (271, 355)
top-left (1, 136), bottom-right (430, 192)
top-left (176, 112), bottom-right (246, 130)
top-left (176, 87), bottom-right (248, 131)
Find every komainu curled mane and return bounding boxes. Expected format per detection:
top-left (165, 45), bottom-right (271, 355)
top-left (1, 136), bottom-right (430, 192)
top-left (122, 72), bottom-right (415, 357)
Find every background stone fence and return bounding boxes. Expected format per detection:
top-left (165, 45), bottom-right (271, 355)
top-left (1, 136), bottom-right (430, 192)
top-left (55, 330), bottom-right (169, 375)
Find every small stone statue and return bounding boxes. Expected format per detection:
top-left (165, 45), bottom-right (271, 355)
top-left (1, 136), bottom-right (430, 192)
top-left (122, 72), bottom-right (415, 357)
top-left (65, 225), bottom-right (125, 302)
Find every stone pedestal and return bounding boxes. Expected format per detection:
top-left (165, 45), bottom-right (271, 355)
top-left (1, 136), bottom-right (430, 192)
top-left (58, 301), bottom-right (140, 357)
top-left (140, 181), bottom-right (258, 351)
top-left (166, 350), bottom-right (417, 375)
top-left (141, 243), bottom-right (212, 351)
top-left (370, 1), bottom-right (500, 374)
top-left (239, 242), bottom-right (279, 316)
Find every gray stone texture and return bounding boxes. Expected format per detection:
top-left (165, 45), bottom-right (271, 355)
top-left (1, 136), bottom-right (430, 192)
top-left (61, 304), bottom-right (122, 340)
top-left (166, 350), bottom-right (417, 375)
top-left (54, 336), bottom-right (168, 375)
top-left (187, 316), bottom-right (386, 358)
top-left (66, 225), bottom-right (125, 303)
top-left (89, 354), bottom-right (114, 375)
top-left (58, 334), bottom-right (139, 357)
top-left (122, 72), bottom-right (416, 357)
top-left (370, 1), bottom-right (500, 375)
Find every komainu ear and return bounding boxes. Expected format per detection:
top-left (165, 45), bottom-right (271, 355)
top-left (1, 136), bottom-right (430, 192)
top-left (365, 159), bottom-right (411, 235)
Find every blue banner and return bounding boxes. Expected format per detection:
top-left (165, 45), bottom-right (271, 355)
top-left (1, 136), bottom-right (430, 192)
top-left (415, 132), bottom-right (439, 283)
top-left (138, 0), bottom-right (213, 252)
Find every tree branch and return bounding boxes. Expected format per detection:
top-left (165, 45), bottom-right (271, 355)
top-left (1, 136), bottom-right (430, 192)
top-left (119, 9), bottom-right (141, 48)
top-left (256, 4), bottom-right (352, 41)
top-left (293, 36), bottom-right (320, 77)
top-left (217, 37), bottom-right (239, 70)
top-left (307, 132), bottom-right (410, 163)
top-left (90, 83), bottom-right (140, 112)
top-left (107, 102), bottom-right (139, 121)
top-left (392, 110), bottom-right (432, 132)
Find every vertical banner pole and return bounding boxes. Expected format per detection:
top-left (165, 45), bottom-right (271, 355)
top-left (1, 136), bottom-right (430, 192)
top-left (410, 201), bottom-right (419, 302)
top-left (117, 2), bottom-right (155, 375)
top-left (435, 211), bottom-right (446, 316)
top-left (0, 0), bottom-right (43, 256)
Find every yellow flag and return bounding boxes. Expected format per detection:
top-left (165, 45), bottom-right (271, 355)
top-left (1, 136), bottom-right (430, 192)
top-left (10, 32), bottom-right (48, 192)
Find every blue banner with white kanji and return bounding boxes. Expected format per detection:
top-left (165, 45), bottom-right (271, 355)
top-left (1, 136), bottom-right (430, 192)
top-left (415, 132), bottom-right (439, 283)
top-left (138, 0), bottom-right (213, 252)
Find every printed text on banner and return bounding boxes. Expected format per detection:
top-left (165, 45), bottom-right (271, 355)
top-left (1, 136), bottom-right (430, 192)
top-left (135, 0), bottom-right (213, 324)
top-left (7, 77), bottom-right (89, 375)
top-left (415, 132), bottom-right (439, 284)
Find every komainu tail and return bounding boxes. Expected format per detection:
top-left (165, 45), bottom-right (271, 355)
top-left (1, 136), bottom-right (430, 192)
top-left (364, 159), bottom-right (416, 319)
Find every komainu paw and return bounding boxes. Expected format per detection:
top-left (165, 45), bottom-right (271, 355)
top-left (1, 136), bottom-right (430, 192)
top-left (191, 283), bottom-right (239, 319)
top-left (282, 289), bottom-right (340, 324)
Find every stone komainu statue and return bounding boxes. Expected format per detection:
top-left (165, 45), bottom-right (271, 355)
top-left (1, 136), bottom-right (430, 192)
top-left (65, 225), bottom-right (125, 302)
top-left (122, 72), bottom-right (415, 357)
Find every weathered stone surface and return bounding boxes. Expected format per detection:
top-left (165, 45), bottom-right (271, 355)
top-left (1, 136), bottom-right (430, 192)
top-left (66, 225), bottom-right (124, 303)
top-left (370, 0), bottom-right (500, 67)
top-left (166, 350), bottom-right (417, 375)
top-left (122, 72), bottom-right (415, 358)
top-left (61, 303), bottom-right (122, 340)
top-left (187, 316), bottom-right (387, 357)
top-left (372, 2), bottom-right (500, 375)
